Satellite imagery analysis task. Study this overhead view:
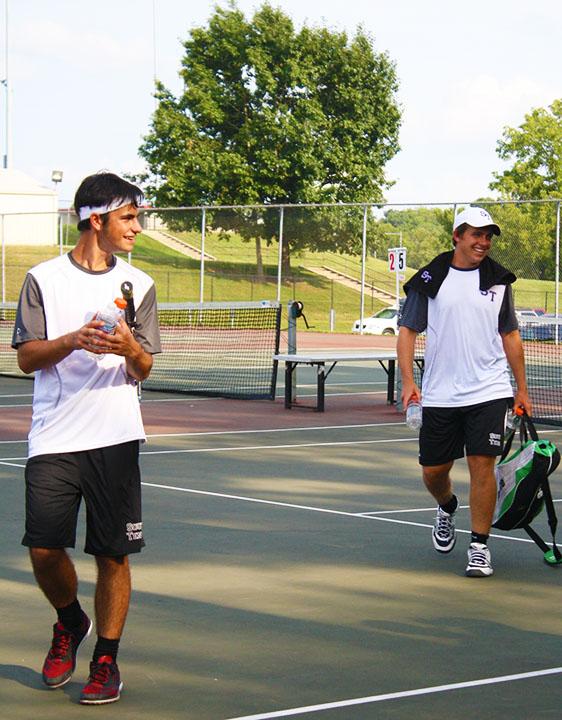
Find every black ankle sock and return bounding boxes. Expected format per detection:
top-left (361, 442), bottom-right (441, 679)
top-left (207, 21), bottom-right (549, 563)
top-left (440, 495), bottom-right (458, 515)
top-left (93, 636), bottom-right (120, 662)
top-left (56, 599), bottom-right (83, 630)
top-left (471, 531), bottom-right (489, 545)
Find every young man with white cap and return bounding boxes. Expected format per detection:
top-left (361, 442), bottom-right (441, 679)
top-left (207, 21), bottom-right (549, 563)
top-left (12, 172), bottom-right (161, 703)
top-left (397, 206), bottom-right (531, 577)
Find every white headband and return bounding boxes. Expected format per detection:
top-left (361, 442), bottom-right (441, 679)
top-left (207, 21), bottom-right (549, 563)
top-left (78, 199), bottom-right (132, 221)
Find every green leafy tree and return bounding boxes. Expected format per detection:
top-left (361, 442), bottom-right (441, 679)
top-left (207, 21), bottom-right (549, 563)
top-left (138, 3), bottom-right (401, 273)
top-left (378, 208), bottom-right (452, 268)
top-left (490, 99), bottom-right (562, 200)
top-left (487, 100), bottom-right (561, 284)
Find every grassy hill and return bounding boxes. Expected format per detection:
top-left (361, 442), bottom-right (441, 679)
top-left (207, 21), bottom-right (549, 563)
top-left (3, 225), bottom-right (560, 332)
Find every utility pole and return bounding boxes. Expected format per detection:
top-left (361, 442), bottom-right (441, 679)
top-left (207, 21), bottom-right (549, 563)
top-left (2, 0), bottom-right (11, 169)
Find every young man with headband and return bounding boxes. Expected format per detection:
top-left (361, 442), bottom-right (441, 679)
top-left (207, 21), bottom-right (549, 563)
top-left (397, 207), bottom-right (531, 577)
top-left (12, 172), bottom-right (161, 704)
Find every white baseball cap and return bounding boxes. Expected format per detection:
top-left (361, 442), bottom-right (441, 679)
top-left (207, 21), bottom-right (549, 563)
top-left (453, 207), bottom-right (500, 236)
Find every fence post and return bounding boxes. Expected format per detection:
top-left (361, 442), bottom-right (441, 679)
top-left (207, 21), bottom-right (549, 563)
top-left (277, 206), bottom-right (284, 303)
top-left (359, 205), bottom-right (367, 334)
top-left (554, 201), bottom-right (560, 344)
top-left (199, 207), bottom-right (206, 304)
top-left (58, 212), bottom-right (63, 255)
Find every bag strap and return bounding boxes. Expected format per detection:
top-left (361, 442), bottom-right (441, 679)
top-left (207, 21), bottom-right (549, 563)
top-left (521, 412), bottom-right (539, 442)
top-left (523, 486), bottom-right (562, 563)
top-left (499, 426), bottom-right (517, 462)
top-left (516, 411), bottom-right (562, 562)
top-left (540, 476), bottom-right (562, 562)
top-left (499, 409), bottom-right (535, 463)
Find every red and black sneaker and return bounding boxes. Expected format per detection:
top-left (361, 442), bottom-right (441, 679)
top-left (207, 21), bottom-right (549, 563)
top-left (79, 656), bottom-right (123, 705)
top-left (42, 611), bottom-right (93, 688)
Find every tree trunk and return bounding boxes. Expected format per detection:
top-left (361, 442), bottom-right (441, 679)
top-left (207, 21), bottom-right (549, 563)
top-left (255, 237), bottom-right (264, 281)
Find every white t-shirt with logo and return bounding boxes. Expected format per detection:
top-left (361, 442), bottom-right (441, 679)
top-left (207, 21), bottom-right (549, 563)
top-left (400, 266), bottom-right (516, 407)
top-left (12, 253), bottom-right (161, 458)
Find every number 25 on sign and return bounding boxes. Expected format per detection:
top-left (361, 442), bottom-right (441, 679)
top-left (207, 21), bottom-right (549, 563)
top-left (388, 247), bottom-right (406, 273)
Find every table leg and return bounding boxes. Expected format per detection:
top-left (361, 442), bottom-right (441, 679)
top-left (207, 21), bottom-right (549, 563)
top-left (317, 364), bottom-right (325, 412)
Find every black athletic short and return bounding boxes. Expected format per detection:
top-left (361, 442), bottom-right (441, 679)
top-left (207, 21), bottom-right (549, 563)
top-left (419, 398), bottom-right (512, 466)
top-left (23, 440), bottom-right (144, 556)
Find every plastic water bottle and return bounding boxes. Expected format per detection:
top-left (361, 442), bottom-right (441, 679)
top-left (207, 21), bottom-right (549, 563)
top-left (406, 401), bottom-right (423, 430)
top-left (506, 406), bottom-right (523, 430)
top-left (85, 298), bottom-right (127, 358)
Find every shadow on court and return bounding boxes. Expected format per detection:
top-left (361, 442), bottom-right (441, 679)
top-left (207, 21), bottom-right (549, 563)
top-left (0, 368), bottom-right (561, 719)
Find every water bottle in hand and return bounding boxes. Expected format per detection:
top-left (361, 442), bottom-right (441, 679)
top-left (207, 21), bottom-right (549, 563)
top-left (86, 298), bottom-right (127, 358)
top-left (406, 400), bottom-right (423, 430)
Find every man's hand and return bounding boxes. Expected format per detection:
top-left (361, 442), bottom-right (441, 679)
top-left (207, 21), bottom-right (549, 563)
top-left (85, 319), bottom-right (138, 358)
top-left (513, 389), bottom-right (532, 418)
top-left (401, 380), bottom-right (421, 413)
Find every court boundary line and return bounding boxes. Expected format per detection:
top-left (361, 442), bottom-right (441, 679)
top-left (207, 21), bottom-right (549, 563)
top-left (141, 437), bottom-right (416, 455)
top-left (1, 425), bottom-right (560, 446)
top-left (147, 421), bottom-right (404, 439)
top-left (140, 481), bottom-right (544, 543)
top-left (0, 389), bottom-right (387, 409)
top-left (223, 666), bottom-right (562, 720)
top-left (0, 421), bottom-right (407, 445)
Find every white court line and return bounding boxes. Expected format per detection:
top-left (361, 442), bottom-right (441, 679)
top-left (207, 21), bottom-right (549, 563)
top-left (141, 437), bottom-right (416, 456)
top-left (0, 403), bottom-right (33, 408)
top-left (139, 481), bottom-right (549, 543)
top-left (147, 421), bottom-right (404, 439)
top-left (141, 482), bottom-right (443, 530)
top-left (0, 393), bottom-right (33, 398)
top-left (358, 505), bottom-right (470, 515)
top-left (1, 464), bottom-right (556, 544)
top-left (3, 424), bottom-right (561, 444)
top-left (223, 667), bottom-right (562, 720)
top-left (0, 436), bottom-right (419, 463)
top-left (0, 421), bottom-right (405, 445)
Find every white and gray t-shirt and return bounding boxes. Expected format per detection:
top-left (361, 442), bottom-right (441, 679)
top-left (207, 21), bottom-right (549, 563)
top-left (12, 253), bottom-right (161, 458)
top-left (399, 265), bottom-right (517, 408)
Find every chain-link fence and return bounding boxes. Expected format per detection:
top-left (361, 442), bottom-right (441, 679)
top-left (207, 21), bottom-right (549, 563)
top-left (1, 200), bottom-right (561, 333)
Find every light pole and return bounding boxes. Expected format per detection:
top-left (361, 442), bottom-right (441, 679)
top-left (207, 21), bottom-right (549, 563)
top-left (51, 170), bottom-right (63, 253)
top-left (2, 0), bottom-right (11, 169)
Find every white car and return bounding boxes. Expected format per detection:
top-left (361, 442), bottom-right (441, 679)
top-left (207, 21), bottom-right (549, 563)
top-left (352, 307), bottom-right (399, 335)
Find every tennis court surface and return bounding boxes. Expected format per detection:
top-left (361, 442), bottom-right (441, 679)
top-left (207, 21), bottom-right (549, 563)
top-left (1, 359), bottom-right (561, 719)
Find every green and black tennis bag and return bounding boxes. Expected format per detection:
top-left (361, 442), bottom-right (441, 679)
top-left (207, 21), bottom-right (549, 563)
top-left (493, 412), bottom-right (561, 565)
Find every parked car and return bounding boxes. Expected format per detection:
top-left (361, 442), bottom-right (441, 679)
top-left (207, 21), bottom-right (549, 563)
top-left (516, 308), bottom-right (560, 341)
top-left (352, 306), bottom-right (400, 335)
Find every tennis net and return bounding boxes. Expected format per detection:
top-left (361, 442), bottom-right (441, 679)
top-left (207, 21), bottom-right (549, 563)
top-left (0, 300), bottom-right (281, 400)
top-left (144, 301), bottom-right (281, 398)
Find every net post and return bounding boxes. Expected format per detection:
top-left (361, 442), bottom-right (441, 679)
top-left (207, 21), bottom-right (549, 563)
top-left (287, 300), bottom-right (297, 404)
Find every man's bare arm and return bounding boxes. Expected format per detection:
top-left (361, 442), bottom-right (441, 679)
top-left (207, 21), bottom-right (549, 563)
top-left (396, 326), bottom-right (421, 408)
top-left (501, 328), bottom-right (532, 416)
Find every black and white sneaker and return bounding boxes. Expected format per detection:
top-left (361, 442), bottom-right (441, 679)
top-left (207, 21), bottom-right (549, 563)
top-left (432, 506), bottom-right (456, 553)
top-left (465, 543), bottom-right (494, 577)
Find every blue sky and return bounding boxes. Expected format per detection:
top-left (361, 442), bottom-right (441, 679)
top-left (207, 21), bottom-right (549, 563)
top-left (1, 0), bottom-right (560, 206)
